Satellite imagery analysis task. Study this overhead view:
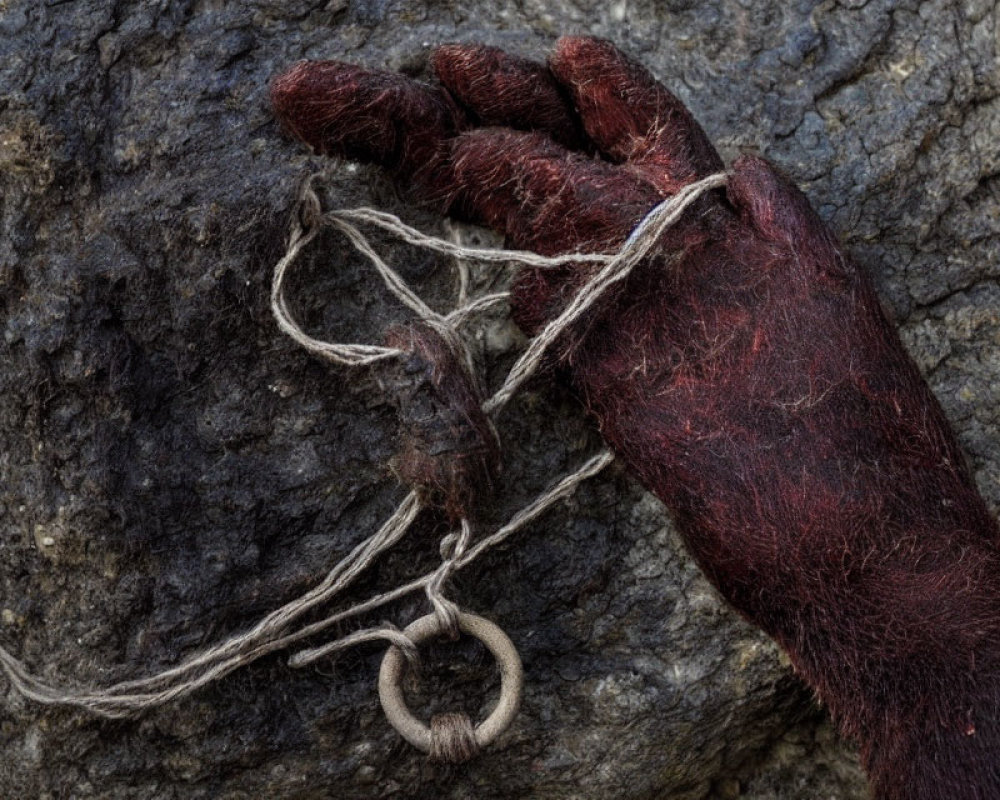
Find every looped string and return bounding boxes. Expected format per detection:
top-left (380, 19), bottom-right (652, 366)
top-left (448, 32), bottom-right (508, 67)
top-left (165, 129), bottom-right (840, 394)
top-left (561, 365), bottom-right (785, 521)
top-left (297, 172), bottom-right (324, 229)
top-left (0, 169), bottom-right (727, 749)
top-left (271, 216), bottom-right (404, 366)
top-left (425, 519), bottom-right (472, 639)
top-left (272, 171), bottom-right (728, 409)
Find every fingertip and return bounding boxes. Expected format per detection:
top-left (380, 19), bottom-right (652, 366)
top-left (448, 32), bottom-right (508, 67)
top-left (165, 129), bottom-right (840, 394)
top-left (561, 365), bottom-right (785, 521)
top-left (549, 36), bottom-right (621, 82)
top-left (429, 42), bottom-right (466, 78)
top-left (269, 59), bottom-right (462, 187)
top-left (727, 153), bottom-right (802, 237)
top-left (269, 59), bottom-right (330, 145)
top-left (270, 60), bottom-right (385, 158)
top-left (269, 59), bottom-right (307, 111)
top-left (550, 35), bottom-right (611, 59)
top-left (430, 43), bottom-right (483, 104)
top-left (728, 154), bottom-right (843, 268)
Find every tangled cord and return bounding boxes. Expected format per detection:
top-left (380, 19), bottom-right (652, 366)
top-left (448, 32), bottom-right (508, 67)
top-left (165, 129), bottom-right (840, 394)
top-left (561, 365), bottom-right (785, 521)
top-left (0, 170), bottom-right (726, 760)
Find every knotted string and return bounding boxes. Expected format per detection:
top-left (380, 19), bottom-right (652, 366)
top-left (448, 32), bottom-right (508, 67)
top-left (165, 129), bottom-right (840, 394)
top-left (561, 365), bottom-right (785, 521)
top-left (0, 170), bottom-right (727, 732)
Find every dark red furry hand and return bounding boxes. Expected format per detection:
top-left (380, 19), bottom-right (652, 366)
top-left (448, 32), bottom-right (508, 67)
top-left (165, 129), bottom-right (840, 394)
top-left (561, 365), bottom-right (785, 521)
top-left (272, 37), bottom-right (1000, 799)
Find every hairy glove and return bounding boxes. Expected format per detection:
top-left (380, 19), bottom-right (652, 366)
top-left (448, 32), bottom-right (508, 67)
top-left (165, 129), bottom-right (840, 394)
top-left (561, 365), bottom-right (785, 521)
top-left (271, 37), bottom-right (1000, 800)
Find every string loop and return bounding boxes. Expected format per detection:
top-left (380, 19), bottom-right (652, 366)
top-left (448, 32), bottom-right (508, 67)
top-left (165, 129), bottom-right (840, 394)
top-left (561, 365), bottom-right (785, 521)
top-left (0, 169), bottom-right (727, 755)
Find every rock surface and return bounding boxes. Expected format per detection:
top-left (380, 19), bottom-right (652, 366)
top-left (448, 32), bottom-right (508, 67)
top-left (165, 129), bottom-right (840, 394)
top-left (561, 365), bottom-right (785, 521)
top-left (0, 1), bottom-right (997, 798)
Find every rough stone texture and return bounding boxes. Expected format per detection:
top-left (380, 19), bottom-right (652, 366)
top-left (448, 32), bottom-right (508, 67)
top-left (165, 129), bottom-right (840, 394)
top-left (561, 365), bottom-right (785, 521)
top-left (0, 1), bottom-right (997, 798)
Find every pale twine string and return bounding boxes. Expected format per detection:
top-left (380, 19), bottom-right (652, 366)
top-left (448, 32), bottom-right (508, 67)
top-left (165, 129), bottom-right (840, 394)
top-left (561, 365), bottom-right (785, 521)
top-left (425, 519), bottom-right (472, 638)
top-left (444, 219), bottom-right (472, 308)
top-left (0, 167), bottom-right (725, 719)
top-left (0, 453), bottom-right (612, 717)
top-left (274, 450), bottom-right (614, 667)
top-left (271, 171), bottom-right (728, 412)
top-left (0, 492), bottom-right (422, 715)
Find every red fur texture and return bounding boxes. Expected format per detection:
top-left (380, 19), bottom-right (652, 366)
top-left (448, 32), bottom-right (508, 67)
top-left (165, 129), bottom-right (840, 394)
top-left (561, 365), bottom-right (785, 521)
top-left (383, 322), bottom-right (499, 520)
top-left (271, 37), bottom-right (1000, 799)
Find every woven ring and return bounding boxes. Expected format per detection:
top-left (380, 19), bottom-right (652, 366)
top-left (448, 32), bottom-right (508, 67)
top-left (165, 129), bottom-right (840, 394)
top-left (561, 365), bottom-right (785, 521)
top-left (377, 611), bottom-right (523, 753)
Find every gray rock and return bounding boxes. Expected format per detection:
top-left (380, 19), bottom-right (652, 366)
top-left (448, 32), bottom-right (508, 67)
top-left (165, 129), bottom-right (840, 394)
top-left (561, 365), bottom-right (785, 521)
top-left (1, 0), bottom-right (996, 798)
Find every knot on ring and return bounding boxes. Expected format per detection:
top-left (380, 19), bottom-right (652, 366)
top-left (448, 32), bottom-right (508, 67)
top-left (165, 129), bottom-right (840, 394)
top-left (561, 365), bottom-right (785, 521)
top-left (378, 611), bottom-right (523, 763)
top-left (430, 712), bottom-right (478, 763)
